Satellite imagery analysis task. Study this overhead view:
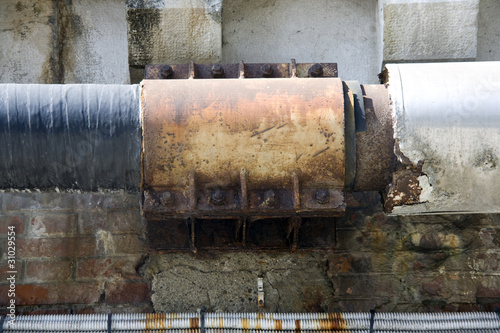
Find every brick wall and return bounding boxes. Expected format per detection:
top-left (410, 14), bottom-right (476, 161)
top-left (1, 192), bottom-right (499, 313)
top-left (330, 193), bottom-right (500, 312)
top-left (0, 192), bottom-right (151, 314)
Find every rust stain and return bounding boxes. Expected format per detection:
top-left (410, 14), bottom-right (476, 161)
top-left (241, 318), bottom-right (250, 330)
top-left (145, 313), bottom-right (166, 330)
top-left (190, 318), bottom-right (200, 329)
top-left (295, 319), bottom-right (301, 333)
top-left (275, 319), bottom-right (283, 330)
top-left (142, 78), bottom-right (345, 190)
top-left (256, 313), bottom-right (265, 320)
top-left (384, 166), bottom-right (422, 212)
top-left (327, 313), bottom-right (348, 330)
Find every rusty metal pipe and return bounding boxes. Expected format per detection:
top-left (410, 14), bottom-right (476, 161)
top-left (354, 84), bottom-right (396, 191)
top-left (1, 61), bottom-right (499, 218)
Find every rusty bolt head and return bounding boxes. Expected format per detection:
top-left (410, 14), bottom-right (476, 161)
top-left (309, 63), bottom-right (323, 77)
top-left (315, 189), bottom-right (330, 204)
top-left (160, 191), bottom-right (174, 205)
top-left (260, 64), bottom-right (273, 77)
top-left (160, 65), bottom-right (173, 79)
top-left (211, 189), bottom-right (226, 205)
top-left (211, 64), bottom-right (224, 78)
top-left (263, 190), bottom-right (278, 207)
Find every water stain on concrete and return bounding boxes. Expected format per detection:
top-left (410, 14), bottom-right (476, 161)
top-left (41, 0), bottom-right (84, 83)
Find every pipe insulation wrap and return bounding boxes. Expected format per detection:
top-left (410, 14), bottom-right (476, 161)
top-left (2, 312), bottom-right (500, 332)
top-left (0, 84), bottom-right (141, 191)
top-left (384, 62), bottom-right (500, 214)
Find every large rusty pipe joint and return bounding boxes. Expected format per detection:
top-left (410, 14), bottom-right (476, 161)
top-left (1, 61), bottom-right (499, 217)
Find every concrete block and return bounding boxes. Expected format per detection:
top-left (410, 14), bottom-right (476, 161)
top-left (127, 0), bottom-right (222, 67)
top-left (222, 0), bottom-right (381, 84)
top-left (383, 0), bottom-right (479, 61)
top-left (0, 1), bottom-right (54, 83)
top-left (477, 0), bottom-right (500, 61)
top-left (0, 0), bottom-right (129, 84)
top-left (67, 0), bottom-right (130, 84)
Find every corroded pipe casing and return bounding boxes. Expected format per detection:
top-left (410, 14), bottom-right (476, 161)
top-left (141, 78), bottom-right (347, 219)
top-left (354, 84), bottom-right (396, 191)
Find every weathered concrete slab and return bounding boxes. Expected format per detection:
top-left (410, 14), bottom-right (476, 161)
top-left (127, 0), bottom-right (222, 68)
top-left (0, 1), bottom-right (53, 83)
top-left (222, 0), bottom-right (381, 84)
top-left (477, 0), bottom-right (500, 61)
top-left (384, 0), bottom-right (479, 61)
top-left (67, 0), bottom-right (130, 84)
top-left (0, 0), bottom-right (130, 84)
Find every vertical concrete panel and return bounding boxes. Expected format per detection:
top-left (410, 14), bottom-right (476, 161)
top-left (383, 0), bottom-right (479, 62)
top-left (0, 0), bottom-right (129, 84)
top-left (127, 0), bottom-right (222, 82)
top-left (0, 1), bottom-right (54, 83)
top-left (221, 0), bottom-right (380, 84)
top-left (477, 0), bottom-right (500, 61)
top-left (68, 0), bottom-right (130, 83)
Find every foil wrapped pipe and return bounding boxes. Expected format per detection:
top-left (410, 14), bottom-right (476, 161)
top-left (2, 312), bottom-right (500, 332)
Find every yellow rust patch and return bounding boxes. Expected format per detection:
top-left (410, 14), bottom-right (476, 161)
top-left (142, 78), bottom-right (345, 190)
top-left (145, 313), bottom-right (166, 330)
top-left (275, 319), bottom-right (283, 330)
top-left (241, 318), bottom-right (250, 330)
top-left (327, 313), bottom-right (348, 330)
top-left (190, 318), bottom-right (200, 329)
top-left (295, 319), bottom-right (301, 333)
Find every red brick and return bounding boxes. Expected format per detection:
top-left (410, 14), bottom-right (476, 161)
top-left (17, 237), bottom-right (100, 258)
top-left (0, 283), bottom-right (100, 305)
top-left (0, 215), bottom-right (25, 235)
top-left (77, 256), bottom-right (144, 280)
top-left (0, 261), bottom-right (22, 283)
top-left (328, 254), bottom-right (353, 273)
top-left (476, 284), bottom-right (500, 299)
top-left (111, 234), bottom-right (146, 254)
top-left (420, 277), bottom-right (444, 296)
top-left (29, 214), bottom-right (77, 236)
top-left (17, 308), bottom-right (72, 315)
top-left (25, 259), bottom-right (73, 282)
top-left (105, 282), bottom-right (151, 304)
top-left (80, 210), bottom-right (143, 234)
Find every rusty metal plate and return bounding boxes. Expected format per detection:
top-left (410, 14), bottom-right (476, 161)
top-left (142, 78), bottom-right (345, 219)
top-left (145, 61), bottom-right (338, 79)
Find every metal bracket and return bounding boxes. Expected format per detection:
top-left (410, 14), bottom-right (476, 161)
top-left (257, 278), bottom-right (264, 307)
top-left (145, 60), bottom-right (338, 79)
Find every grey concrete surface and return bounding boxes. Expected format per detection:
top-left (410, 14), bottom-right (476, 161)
top-left (477, 0), bottom-right (500, 61)
top-left (127, 0), bottom-right (222, 67)
top-left (222, 0), bottom-right (381, 84)
top-left (0, 0), bottom-right (129, 84)
top-left (383, 0), bottom-right (479, 62)
top-left (142, 252), bottom-right (337, 313)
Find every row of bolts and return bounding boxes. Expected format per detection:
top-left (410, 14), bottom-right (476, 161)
top-left (159, 64), bottom-right (325, 79)
top-left (155, 189), bottom-right (331, 207)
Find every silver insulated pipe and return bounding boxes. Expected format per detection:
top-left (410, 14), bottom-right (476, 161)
top-left (1, 312), bottom-right (500, 332)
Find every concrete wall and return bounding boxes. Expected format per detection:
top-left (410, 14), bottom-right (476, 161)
top-left (477, 0), bottom-right (500, 61)
top-left (0, 0), bottom-right (129, 84)
top-left (221, 0), bottom-right (381, 84)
